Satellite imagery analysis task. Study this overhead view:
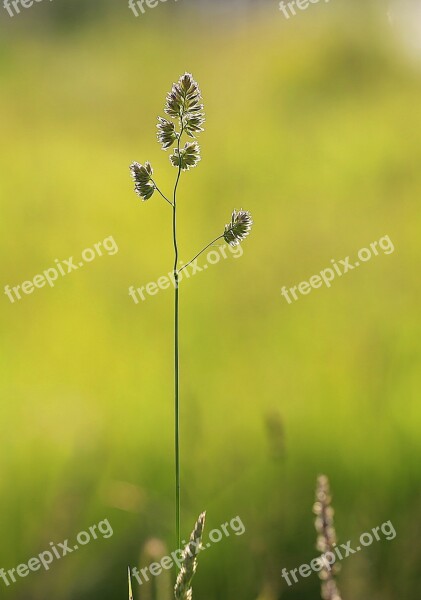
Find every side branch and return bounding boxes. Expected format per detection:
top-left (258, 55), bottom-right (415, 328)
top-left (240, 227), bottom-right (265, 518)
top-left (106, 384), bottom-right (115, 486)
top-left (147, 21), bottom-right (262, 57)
top-left (150, 179), bottom-right (174, 207)
top-left (179, 235), bottom-right (224, 272)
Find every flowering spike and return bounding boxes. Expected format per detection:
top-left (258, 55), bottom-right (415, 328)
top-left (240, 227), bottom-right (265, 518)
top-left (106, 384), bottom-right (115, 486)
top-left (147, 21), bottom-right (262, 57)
top-left (128, 567), bottom-right (133, 600)
top-left (174, 512), bottom-right (206, 600)
top-left (313, 476), bottom-right (343, 600)
top-left (165, 73), bottom-right (205, 128)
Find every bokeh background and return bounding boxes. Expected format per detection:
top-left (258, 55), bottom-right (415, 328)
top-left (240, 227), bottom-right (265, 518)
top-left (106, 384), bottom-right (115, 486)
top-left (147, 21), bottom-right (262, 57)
top-left (1, 0), bottom-right (421, 599)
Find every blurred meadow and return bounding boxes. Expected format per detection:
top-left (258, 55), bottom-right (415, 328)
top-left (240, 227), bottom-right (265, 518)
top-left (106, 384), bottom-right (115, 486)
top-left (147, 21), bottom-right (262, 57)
top-left (1, 1), bottom-right (421, 599)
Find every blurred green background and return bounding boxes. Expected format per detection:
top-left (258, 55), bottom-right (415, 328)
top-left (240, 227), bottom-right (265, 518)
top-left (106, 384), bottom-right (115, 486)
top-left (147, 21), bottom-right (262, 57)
top-left (1, 1), bottom-right (421, 599)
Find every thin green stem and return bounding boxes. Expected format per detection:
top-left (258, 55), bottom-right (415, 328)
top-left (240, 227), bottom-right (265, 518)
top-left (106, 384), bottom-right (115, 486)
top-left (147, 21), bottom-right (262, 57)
top-left (151, 179), bottom-right (173, 207)
top-left (173, 125), bottom-right (184, 554)
top-left (179, 235), bottom-right (224, 273)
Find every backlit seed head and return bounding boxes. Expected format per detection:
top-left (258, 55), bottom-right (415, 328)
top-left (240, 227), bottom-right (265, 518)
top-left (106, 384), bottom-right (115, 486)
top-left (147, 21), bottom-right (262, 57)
top-left (174, 512), bottom-right (206, 600)
top-left (170, 142), bottom-right (201, 171)
top-left (223, 209), bottom-right (253, 247)
top-left (165, 73), bottom-right (204, 123)
top-left (157, 117), bottom-right (178, 150)
top-left (183, 112), bottom-right (205, 137)
top-left (129, 161), bottom-right (155, 201)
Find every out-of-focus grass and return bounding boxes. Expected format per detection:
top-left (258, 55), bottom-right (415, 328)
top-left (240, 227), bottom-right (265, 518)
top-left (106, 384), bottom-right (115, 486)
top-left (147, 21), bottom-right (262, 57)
top-left (0, 4), bottom-right (421, 600)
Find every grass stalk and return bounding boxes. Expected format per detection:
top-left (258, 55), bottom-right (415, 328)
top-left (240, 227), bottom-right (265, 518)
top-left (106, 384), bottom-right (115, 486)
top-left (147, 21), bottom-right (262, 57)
top-left (173, 127), bottom-right (183, 553)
